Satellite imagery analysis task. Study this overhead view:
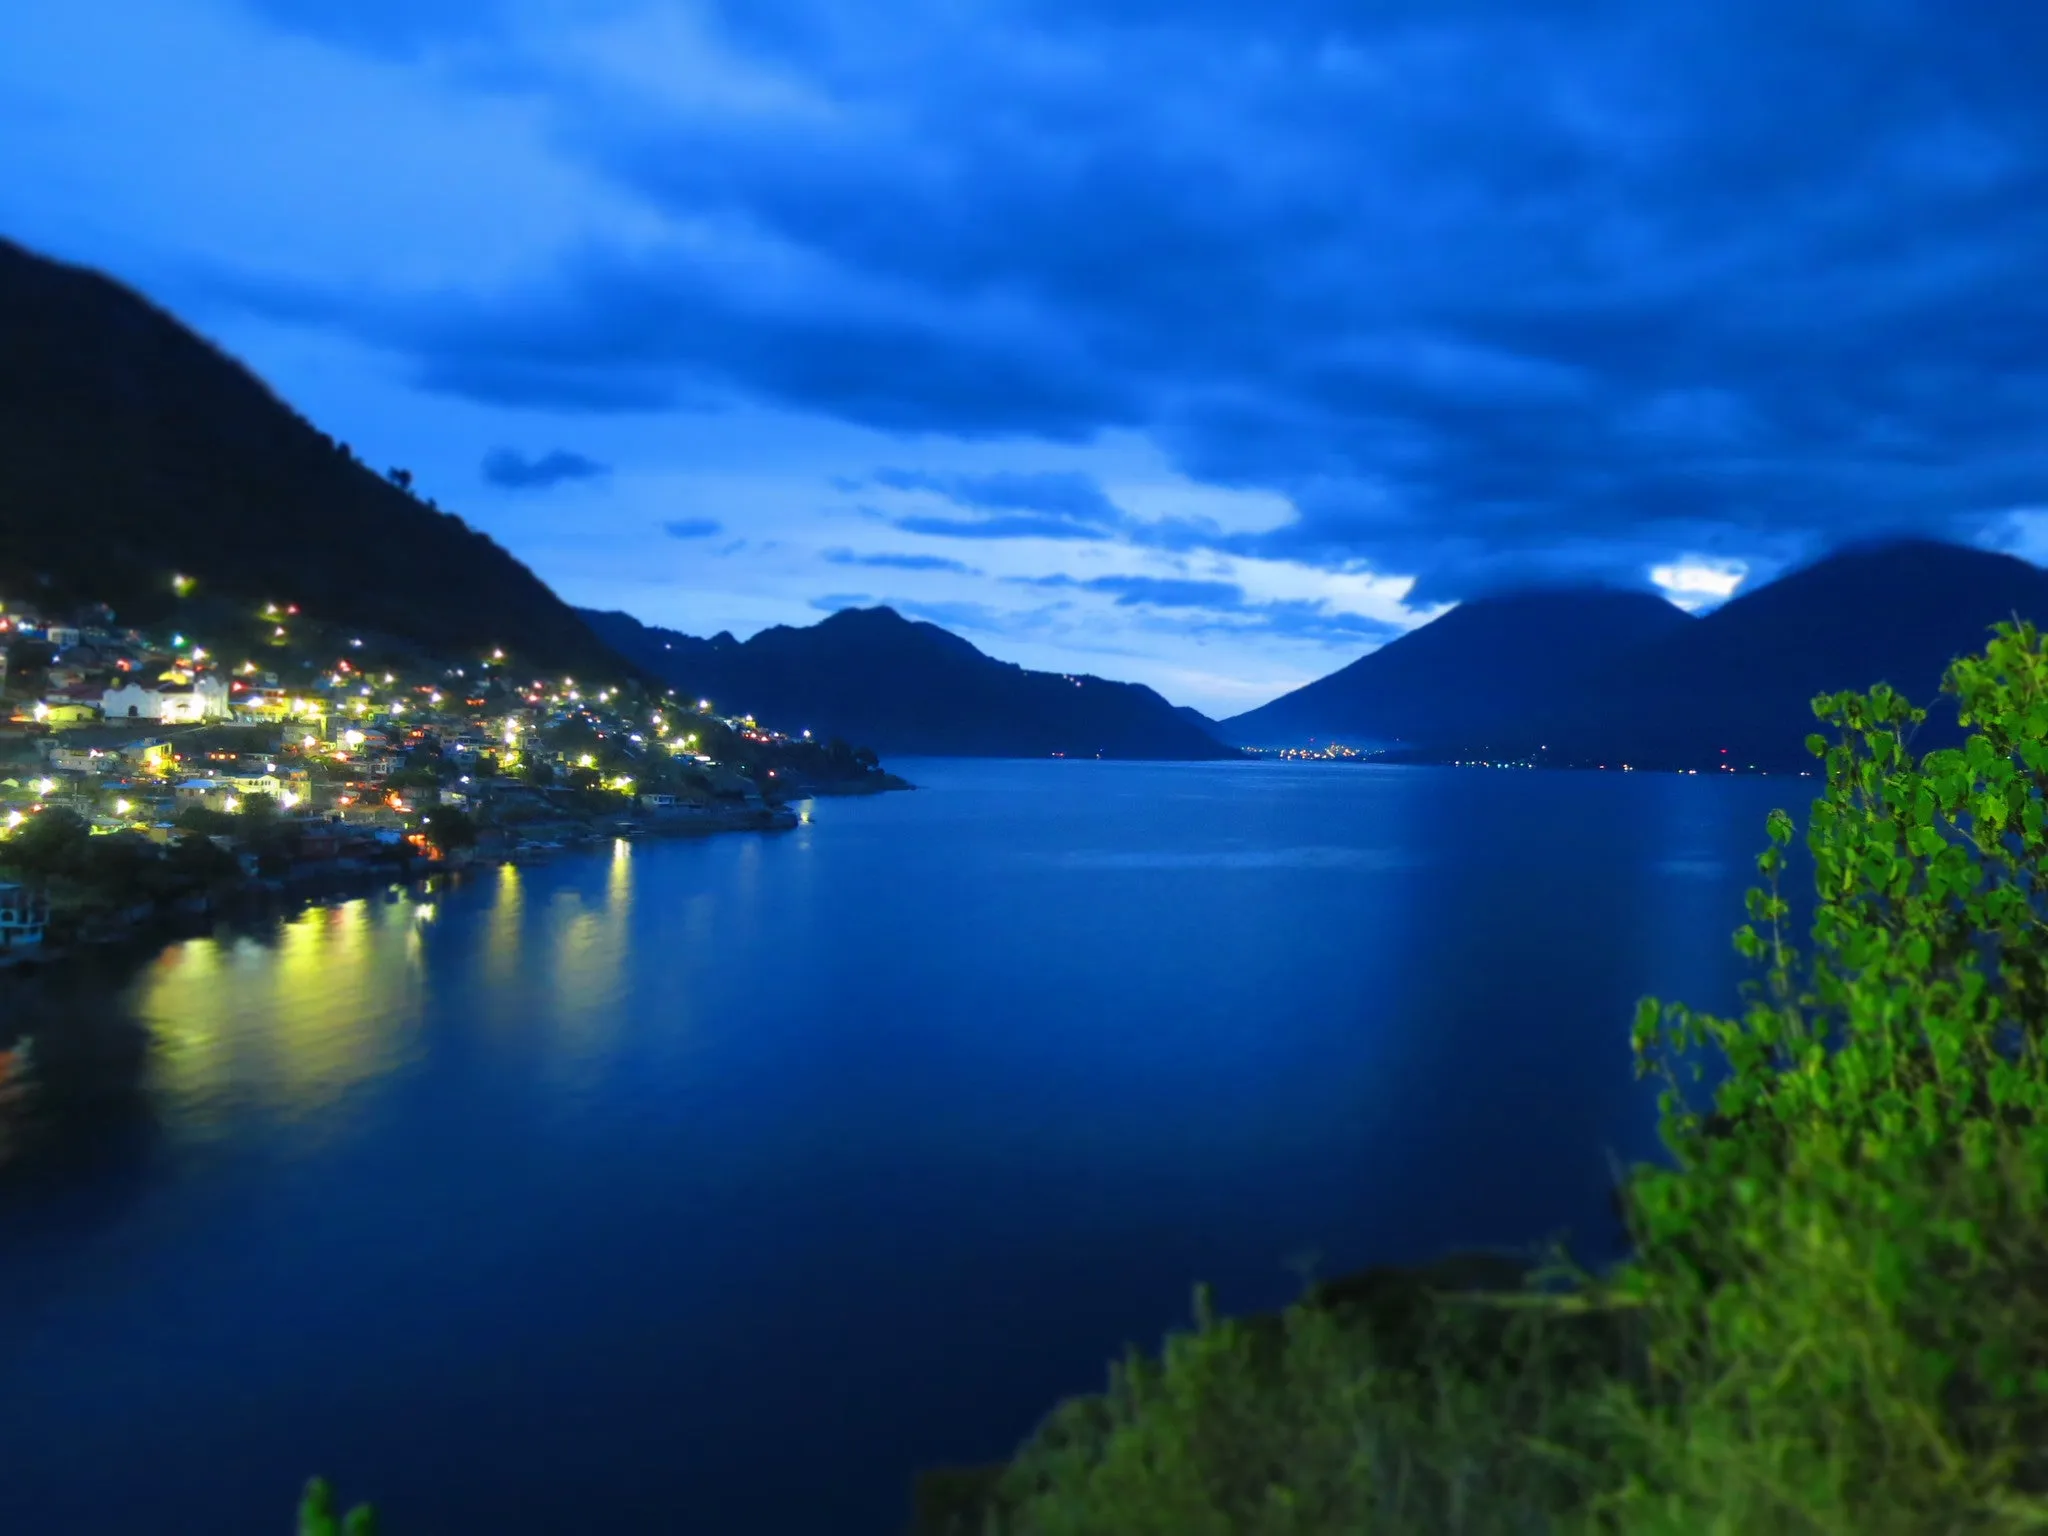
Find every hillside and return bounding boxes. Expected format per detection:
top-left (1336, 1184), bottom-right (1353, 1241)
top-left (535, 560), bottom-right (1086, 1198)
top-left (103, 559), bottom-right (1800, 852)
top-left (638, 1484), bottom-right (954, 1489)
top-left (0, 237), bottom-right (625, 679)
top-left (1221, 587), bottom-right (1695, 748)
top-left (1509, 539), bottom-right (2048, 769)
top-left (581, 605), bottom-right (1240, 759)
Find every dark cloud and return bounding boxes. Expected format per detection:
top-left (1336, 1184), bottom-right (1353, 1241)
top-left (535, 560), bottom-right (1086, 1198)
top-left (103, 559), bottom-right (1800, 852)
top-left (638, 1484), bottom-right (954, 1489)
top-left (229, 0), bottom-right (2048, 597)
top-left (480, 446), bottom-right (612, 490)
top-left (822, 548), bottom-right (982, 574)
top-left (662, 517), bottom-right (725, 539)
top-left (894, 513), bottom-right (1113, 541)
top-left (1006, 571), bottom-right (1403, 642)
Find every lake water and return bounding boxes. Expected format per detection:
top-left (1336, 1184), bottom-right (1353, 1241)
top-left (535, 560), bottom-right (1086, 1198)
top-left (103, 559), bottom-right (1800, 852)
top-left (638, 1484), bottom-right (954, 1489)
top-left (0, 760), bottom-right (1810, 1535)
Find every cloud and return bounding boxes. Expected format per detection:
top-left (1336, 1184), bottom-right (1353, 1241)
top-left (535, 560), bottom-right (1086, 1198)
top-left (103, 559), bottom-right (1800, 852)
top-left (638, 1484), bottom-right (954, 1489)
top-left (661, 517), bottom-right (725, 539)
top-left (809, 592), bottom-right (873, 612)
top-left (822, 548), bottom-right (982, 574)
top-left (1007, 570), bottom-right (1406, 643)
top-left (481, 446), bottom-right (611, 490)
top-left (112, 0), bottom-right (2048, 598)
top-left (894, 512), bottom-right (1114, 541)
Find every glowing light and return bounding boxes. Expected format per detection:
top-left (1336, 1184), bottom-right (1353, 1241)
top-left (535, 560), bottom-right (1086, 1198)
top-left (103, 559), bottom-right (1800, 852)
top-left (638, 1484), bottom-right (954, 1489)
top-left (698, 699), bottom-right (710, 712)
top-left (114, 798), bottom-right (132, 815)
top-left (35, 778), bottom-right (54, 795)
top-left (343, 730), bottom-right (365, 747)
top-left (172, 573), bottom-right (195, 596)
top-left (577, 754), bottom-right (595, 768)
top-left (225, 796), bottom-right (241, 812)
top-left (303, 735), bottom-right (317, 749)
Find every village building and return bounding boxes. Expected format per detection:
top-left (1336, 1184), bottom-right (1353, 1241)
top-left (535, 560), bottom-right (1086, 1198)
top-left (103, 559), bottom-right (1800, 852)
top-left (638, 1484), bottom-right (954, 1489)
top-left (0, 880), bottom-right (48, 957)
top-left (102, 675), bottom-right (231, 723)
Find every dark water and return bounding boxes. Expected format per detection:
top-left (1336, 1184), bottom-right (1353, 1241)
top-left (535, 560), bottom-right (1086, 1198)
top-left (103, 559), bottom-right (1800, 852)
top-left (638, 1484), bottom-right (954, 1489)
top-left (0, 760), bottom-right (1810, 1535)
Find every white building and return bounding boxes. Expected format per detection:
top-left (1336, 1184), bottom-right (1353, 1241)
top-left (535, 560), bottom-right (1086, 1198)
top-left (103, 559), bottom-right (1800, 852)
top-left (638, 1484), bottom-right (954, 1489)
top-left (0, 881), bottom-right (48, 955)
top-left (102, 675), bottom-right (231, 723)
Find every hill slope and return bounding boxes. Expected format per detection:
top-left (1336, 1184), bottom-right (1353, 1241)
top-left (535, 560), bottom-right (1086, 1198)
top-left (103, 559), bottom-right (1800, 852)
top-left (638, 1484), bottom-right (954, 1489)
top-left (0, 237), bottom-right (624, 677)
top-left (1512, 540), bottom-right (2048, 769)
top-left (581, 605), bottom-right (1239, 759)
top-left (1221, 587), bottom-right (1695, 747)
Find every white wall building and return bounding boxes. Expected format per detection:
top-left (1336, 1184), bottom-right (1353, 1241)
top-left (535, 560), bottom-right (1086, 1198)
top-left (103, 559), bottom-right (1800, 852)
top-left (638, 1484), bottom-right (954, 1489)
top-left (102, 675), bottom-right (231, 723)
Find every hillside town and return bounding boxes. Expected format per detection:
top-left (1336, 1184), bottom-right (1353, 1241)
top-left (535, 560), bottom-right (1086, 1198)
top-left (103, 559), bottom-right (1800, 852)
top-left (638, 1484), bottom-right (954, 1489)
top-left (0, 591), bottom-right (907, 962)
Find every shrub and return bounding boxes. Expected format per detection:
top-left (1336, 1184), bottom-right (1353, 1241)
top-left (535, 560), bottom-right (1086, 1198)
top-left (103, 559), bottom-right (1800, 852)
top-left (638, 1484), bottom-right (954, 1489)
top-left (935, 621), bottom-right (2048, 1536)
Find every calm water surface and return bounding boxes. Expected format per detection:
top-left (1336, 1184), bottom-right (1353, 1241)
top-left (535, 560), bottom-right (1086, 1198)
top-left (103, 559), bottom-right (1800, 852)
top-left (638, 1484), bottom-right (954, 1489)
top-left (0, 760), bottom-right (1808, 1535)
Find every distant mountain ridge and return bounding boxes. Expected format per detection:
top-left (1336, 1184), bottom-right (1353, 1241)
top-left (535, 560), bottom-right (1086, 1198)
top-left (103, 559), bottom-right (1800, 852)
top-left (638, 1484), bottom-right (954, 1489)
top-left (581, 605), bottom-right (1238, 760)
top-left (1507, 539), bottom-right (2048, 769)
top-left (0, 237), bottom-right (625, 678)
top-left (1222, 586), bottom-right (1695, 748)
top-left (1225, 539), bottom-right (2048, 771)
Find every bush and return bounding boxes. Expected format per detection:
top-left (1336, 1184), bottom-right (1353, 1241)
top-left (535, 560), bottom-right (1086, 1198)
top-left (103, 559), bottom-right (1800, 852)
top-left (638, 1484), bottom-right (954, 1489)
top-left (924, 620), bottom-right (2048, 1536)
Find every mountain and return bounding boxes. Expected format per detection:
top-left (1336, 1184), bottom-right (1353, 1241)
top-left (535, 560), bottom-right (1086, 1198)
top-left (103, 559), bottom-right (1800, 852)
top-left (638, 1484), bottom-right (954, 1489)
top-left (1175, 704), bottom-right (1225, 739)
top-left (1221, 587), bottom-right (1695, 747)
top-left (580, 605), bottom-right (1239, 759)
top-left (0, 238), bottom-right (625, 678)
top-left (1511, 540), bottom-right (2048, 770)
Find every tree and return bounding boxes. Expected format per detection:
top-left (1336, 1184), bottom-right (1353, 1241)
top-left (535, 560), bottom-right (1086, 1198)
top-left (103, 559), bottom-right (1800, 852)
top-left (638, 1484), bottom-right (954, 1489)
top-left (418, 804), bottom-right (477, 854)
top-left (386, 468), bottom-right (413, 493)
top-left (176, 804), bottom-right (236, 836)
top-left (1614, 618), bottom-right (2048, 1527)
top-left (0, 805), bottom-right (90, 878)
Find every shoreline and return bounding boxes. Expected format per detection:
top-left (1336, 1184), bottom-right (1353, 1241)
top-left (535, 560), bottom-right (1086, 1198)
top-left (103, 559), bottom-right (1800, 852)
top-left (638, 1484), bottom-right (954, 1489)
top-left (0, 775), bottom-right (914, 987)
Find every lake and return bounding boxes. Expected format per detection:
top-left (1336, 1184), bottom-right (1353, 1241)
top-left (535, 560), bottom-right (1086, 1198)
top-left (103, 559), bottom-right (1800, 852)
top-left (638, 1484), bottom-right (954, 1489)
top-left (0, 759), bottom-right (1810, 1534)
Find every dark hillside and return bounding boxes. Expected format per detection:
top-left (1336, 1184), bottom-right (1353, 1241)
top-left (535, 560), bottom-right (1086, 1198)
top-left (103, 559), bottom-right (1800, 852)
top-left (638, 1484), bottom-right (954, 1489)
top-left (583, 605), bottom-right (1238, 759)
top-left (0, 238), bottom-right (624, 678)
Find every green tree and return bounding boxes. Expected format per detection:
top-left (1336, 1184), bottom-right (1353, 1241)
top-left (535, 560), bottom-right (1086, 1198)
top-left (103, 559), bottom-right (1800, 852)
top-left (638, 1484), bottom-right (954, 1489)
top-left (297, 1477), bottom-right (376, 1536)
top-left (0, 804), bottom-right (90, 878)
top-left (418, 804), bottom-right (478, 854)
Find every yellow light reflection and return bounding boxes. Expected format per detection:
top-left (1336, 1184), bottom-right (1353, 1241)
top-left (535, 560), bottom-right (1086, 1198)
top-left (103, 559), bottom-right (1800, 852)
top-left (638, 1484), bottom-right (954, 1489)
top-left (134, 896), bottom-right (423, 1135)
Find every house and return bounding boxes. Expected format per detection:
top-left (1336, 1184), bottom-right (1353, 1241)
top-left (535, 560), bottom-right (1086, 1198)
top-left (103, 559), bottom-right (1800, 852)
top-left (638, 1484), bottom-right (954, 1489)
top-left (37, 698), bottom-right (101, 727)
top-left (34, 727), bottom-right (170, 773)
top-left (101, 675), bottom-right (231, 724)
top-left (43, 626), bottom-right (80, 649)
top-left (639, 793), bottom-right (679, 810)
top-left (0, 881), bottom-right (48, 955)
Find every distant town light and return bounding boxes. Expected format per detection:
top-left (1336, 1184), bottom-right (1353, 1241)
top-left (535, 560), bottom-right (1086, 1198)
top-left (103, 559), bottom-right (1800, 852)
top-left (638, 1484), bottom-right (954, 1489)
top-left (224, 796), bottom-right (240, 813)
top-left (114, 798), bottom-right (132, 815)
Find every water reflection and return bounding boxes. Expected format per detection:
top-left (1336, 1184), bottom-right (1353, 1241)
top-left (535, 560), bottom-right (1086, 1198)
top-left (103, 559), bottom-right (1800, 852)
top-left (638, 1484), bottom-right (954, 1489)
top-left (132, 895), bottom-right (432, 1142)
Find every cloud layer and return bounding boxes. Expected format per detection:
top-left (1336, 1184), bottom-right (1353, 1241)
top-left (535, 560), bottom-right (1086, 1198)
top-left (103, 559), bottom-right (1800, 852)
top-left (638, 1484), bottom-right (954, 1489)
top-left (481, 447), bottom-right (611, 490)
top-left (211, 0), bottom-right (2048, 600)
top-left (12, 0), bottom-right (2047, 706)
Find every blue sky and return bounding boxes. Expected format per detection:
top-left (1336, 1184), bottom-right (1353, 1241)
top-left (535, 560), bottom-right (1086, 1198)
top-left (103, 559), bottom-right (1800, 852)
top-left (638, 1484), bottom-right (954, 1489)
top-left (6, 1), bottom-right (2048, 714)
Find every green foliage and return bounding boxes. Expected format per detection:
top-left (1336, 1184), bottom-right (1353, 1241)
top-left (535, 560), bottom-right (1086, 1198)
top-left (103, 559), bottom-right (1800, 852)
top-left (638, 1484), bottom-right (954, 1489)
top-left (417, 804), bottom-right (478, 853)
top-left (298, 1477), bottom-right (378, 1536)
top-left (920, 620), bottom-right (2048, 1536)
top-left (0, 804), bottom-right (90, 876)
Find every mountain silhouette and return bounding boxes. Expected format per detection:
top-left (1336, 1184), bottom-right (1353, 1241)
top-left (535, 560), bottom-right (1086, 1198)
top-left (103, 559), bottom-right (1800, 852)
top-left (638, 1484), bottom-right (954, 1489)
top-left (581, 605), bottom-right (1238, 759)
top-left (0, 237), bottom-right (624, 677)
top-left (1510, 539), bottom-right (2048, 769)
top-left (1221, 587), bottom-right (1695, 747)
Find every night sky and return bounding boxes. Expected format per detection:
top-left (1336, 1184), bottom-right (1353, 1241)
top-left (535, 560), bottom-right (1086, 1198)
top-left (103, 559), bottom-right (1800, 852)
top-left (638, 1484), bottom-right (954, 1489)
top-left (5, 1), bottom-right (2047, 713)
